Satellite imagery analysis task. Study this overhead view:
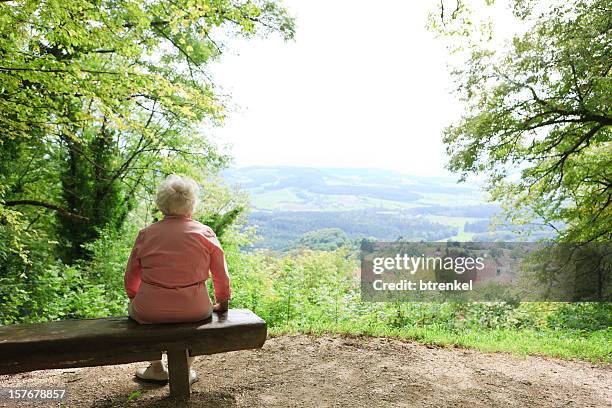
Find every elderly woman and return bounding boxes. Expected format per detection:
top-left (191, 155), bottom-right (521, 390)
top-left (125, 175), bottom-right (231, 383)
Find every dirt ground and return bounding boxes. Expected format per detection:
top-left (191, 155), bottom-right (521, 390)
top-left (1, 334), bottom-right (610, 408)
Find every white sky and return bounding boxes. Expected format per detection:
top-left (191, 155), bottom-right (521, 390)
top-left (206, 0), bottom-right (519, 177)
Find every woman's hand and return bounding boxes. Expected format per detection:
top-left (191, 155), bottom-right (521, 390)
top-left (213, 299), bottom-right (229, 314)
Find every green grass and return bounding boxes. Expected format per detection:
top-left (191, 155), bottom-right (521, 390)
top-left (269, 321), bottom-right (612, 364)
top-left (251, 188), bottom-right (304, 210)
top-left (423, 215), bottom-right (483, 241)
top-left (445, 230), bottom-right (476, 241)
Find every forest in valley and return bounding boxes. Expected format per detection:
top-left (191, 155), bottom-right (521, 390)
top-left (0, 0), bottom-right (610, 364)
top-left (223, 166), bottom-right (557, 250)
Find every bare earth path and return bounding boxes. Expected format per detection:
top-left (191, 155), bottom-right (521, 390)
top-left (1, 334), bottom-right (610, 407)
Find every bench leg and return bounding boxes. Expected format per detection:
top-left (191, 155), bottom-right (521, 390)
top-left (167, 348), bottom-right (190, 400)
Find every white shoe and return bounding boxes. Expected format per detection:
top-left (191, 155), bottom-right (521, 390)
top-left (189, 369), bottom-right (198, 385)
top-left (135, 364), bottom-right (169, 382)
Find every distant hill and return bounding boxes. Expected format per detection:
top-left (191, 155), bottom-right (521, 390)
top-left (222, 166), bottom-right (549, 250)
top-left (223, 166), bottom-right (487, 210)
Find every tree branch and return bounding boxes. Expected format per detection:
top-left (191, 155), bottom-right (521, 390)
top-left (3, 200), bottom-right (88, 220)
top-left (0, 66), bottom-right (119, 75)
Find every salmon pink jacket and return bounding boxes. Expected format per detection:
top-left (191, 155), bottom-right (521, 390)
top-left (124, 215), bottom-right (231, 324)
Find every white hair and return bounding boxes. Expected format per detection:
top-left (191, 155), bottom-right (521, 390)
top-left (155, 175), bottom-right (199, 216)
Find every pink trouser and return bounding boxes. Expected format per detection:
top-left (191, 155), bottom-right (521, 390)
top-left (128, 281), bottom-right (213, 324)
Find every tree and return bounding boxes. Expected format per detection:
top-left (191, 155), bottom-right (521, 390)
top-left (430, 0), bottom-right (611, 242)
top-left (0, 0), bottom-right (295, 261)
top-left (0, 0), bottom-right (294, 145)
top-left (292, 228), bottom-right (351, 251)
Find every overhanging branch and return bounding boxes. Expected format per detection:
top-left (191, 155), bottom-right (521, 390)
top-left (3, 200), bottom-right (88, 220)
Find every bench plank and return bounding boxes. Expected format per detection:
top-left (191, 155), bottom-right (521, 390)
top-left (0, 309), bottom-right (266, 375)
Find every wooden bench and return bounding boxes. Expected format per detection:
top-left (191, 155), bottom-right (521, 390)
top-left (0, 309), bottom-right (266, 400)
